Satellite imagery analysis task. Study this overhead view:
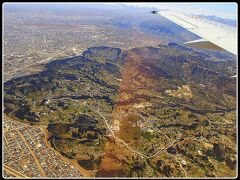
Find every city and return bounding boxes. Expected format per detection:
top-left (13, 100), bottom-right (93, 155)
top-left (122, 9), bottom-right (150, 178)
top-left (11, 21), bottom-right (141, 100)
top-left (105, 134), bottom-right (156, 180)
top-left (4, 116), bottom-right (83, 177)
top-left (3, 3), bottom-right (237, 178)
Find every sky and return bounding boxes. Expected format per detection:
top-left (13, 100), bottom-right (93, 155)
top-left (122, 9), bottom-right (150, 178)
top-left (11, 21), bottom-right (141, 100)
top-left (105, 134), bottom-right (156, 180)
top-left (119, 3), bottom-right (237, 20)
top-left (4, 2), bottom-right (237, 20)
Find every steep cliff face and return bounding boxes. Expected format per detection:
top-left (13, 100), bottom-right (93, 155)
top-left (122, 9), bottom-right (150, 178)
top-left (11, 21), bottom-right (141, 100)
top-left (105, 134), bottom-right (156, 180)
top-left (4, 44), bottom-right (236, 118)
top-left (125, 45), bottom-right (235, 90)
top-left (82, 46), bottom-right (122, 63)
top-left (117, 45), bottom-right (236, 111)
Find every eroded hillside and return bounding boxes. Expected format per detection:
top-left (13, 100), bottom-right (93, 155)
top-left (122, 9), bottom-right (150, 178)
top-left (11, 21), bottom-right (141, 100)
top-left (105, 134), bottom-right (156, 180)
top-left (4, 44), bottom-right (236, 177)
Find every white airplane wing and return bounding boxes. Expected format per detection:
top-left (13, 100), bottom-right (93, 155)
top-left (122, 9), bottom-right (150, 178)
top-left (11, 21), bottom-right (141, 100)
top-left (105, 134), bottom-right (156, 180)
top-left (157, 11), bottom-right (237, 55)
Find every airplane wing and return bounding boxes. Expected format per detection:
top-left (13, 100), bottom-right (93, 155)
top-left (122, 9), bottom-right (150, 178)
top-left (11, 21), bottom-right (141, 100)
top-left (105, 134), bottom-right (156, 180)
top-left (157, 11), bottom-right (237, 55)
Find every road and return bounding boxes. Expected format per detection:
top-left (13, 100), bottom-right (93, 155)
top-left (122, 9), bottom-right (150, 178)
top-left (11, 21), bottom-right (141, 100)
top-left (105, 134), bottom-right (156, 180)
top-left (87, 101), bottom-right (180, 159)
top-left (16, 129), bottom-right (47, 177)
top-left (4, 165), bottom-right (28, 178)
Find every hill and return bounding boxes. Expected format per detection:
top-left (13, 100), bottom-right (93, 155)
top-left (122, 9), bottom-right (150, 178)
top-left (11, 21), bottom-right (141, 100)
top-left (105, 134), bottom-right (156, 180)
top-left (4, 44), bottom-right (236, 177)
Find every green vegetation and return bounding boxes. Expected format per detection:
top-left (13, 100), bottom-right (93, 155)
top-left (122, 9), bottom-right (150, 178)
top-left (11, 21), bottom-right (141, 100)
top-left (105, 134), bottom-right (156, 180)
top-left (4, 45), bottom-right (236, 177)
